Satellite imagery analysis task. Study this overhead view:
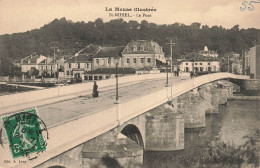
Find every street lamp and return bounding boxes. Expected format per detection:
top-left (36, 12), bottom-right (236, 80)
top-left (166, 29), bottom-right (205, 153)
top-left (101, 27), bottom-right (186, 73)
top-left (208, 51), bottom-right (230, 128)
top-left (192, 58), bottom-right (195, 76)
top-left (165, 59), bottom-right (170, 87)
top-left (108, 57), bottom-right (111, 78)
top-left (114, 56), bottom-right (120, 104)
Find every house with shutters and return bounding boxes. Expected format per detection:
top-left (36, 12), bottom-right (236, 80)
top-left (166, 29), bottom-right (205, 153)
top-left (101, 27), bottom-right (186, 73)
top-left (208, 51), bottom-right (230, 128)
top-left (121, 40), bottom-right (166, 69)
top-left (64, 45), bottom-right (98, 79)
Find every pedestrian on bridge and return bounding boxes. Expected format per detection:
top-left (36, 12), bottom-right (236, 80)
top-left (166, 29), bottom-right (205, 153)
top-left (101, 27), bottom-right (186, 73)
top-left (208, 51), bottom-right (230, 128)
top-left (92, 81), bottom-right (99, 97)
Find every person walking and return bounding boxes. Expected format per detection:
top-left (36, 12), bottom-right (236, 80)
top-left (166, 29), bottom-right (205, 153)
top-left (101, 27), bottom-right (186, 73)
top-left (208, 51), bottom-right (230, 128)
top-left (92, 81), bottom-right (99, 97)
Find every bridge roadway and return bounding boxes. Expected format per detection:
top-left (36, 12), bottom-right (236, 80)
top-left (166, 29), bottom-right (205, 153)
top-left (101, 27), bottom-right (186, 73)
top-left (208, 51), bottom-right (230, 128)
top-left (0, 73), bottom-right (249, 168)
top-left (36, 77), bottom-right (188, 128)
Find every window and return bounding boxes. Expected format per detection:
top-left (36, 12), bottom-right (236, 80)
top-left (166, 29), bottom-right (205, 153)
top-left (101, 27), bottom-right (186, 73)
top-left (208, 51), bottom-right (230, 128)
top-left (70, 71), bottom-right (73, 75)
top-left (200, 67), bottom-right (203, 71)
top-left (133, 58), bottom-right (137, 64)
top-left (208, 63), bottom-right (210, 65)
top-left (195, 63), bottom-right (198, 65)
top-left (69, 63), bottom-right (71, 68)
top-left (141, 58), bottom-right (144, 63)
top-left (147, 58), bottom-right (151, 63)
top-left (185, 63), bottom-right (188, 65)
top-left (147, 47), bottom-right (151, 50)
top-left (96, 59), bottom-right (99, 65)
top-left (102, 59), bottom-right (105, 66)
top-left (200, 63), bottom-right (202, 65)
top-left (108, 58), bottom-right (111, 64)
top-left (140, 46), bottom-right (144, 51)
top-left (132, 47), bottom-right (137, 51)
top-left (126, 58), bottom-right (130, 64)
top-left (78, 63), bottom-right (80, 68)
top-left (67, 71), bottom-right (69, 75)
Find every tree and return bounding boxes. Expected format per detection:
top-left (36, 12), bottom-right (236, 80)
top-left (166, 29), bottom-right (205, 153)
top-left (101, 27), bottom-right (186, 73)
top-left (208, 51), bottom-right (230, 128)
top-left (27, 67), bottom-right (39, 77)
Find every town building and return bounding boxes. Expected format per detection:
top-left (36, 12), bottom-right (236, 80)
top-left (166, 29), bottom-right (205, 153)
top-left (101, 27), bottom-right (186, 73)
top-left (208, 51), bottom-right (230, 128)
top-left (92, 46), bottom-right (125, 70)
top-left (121, 40), bottom-right (166, 69)
top-left (224, 52), bottom-right (242, 74)
top-left (180, 60), bottom-right (220, 72)
top-left (224, 52), bottom-right (240, 59)
top-left (178, 51), bottom-right (220, 73)
top-left (242, 48), bottom-right (250, 75)
top-left (199, 46), bottom-right (218, 58)
top-left (248, 45), bottom-right (260, 79)
top-left (38, 57), bottom-right (54, 76)
top-left (64, 45), bottom-right (99, 79)
top-left (64, 54), bottom-right (92, 79)
top-left (21, 55), bottom-right (46, 73)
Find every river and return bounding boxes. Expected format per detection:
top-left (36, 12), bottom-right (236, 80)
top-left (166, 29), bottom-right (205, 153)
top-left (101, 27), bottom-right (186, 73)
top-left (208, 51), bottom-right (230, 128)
top-left (0, 84), bottom-right (36, 96)
top-left (144, 99), bottom-right (260, 168)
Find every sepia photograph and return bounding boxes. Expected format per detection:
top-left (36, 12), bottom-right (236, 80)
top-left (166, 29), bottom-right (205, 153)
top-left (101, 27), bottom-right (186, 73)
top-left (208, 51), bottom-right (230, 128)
top-left (0, 0), bottom-right (259, 167)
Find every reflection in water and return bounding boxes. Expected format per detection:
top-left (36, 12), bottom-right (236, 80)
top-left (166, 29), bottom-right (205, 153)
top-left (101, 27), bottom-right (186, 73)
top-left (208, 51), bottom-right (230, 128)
top-left (144, 100), bottom-right (259, 168)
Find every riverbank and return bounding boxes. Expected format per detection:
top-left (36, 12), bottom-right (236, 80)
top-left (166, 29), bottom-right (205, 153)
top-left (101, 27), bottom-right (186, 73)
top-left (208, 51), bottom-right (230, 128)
top-left (228, 95), bottom-right (260, 101)
top-left (0, 84), bottom-right (36, 96)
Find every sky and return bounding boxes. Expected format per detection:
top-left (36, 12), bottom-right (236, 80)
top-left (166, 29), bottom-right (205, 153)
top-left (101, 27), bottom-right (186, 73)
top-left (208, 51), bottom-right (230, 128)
top-left (0, 0), bottom-right (260, 35)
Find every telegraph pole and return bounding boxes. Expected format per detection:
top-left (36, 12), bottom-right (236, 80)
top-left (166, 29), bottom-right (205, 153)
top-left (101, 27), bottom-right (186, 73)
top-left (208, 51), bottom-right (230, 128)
top-left (166, 38), bottom-right (177, 78)
top-left (227, 54), bottom-right (230, 73)
top-left (50, 42), bottom-right (59, 81)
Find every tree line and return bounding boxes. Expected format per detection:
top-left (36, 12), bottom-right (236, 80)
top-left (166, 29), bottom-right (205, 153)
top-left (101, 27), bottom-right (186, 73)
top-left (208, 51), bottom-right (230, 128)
top-left (0, 17), bottom-right (259, 75)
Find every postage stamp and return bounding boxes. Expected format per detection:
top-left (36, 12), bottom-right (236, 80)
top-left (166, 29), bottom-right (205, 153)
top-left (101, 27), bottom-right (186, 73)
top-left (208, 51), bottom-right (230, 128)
top-left (2, 108), bottom-right (48, 159)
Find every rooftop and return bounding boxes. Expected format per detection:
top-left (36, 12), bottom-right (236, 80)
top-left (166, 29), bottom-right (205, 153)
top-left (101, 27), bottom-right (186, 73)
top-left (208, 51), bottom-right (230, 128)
top-left (66, 54), bottom-right (92, 63)
top-left (92, 46), bottom-right (125, 58)
top-left (122, 40), bottom-right (164, 55)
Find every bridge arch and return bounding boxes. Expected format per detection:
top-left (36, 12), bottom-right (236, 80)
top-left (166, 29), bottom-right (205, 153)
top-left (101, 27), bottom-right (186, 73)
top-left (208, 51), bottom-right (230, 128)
top-left (37, 154), bottom-right (80, 168)
top-left (120, 124), bottom-right (144, 147)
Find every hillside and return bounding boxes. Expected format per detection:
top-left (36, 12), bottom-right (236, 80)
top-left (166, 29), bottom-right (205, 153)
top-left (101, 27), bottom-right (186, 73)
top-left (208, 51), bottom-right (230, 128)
top-left (0, 17), bottom-right (260, 75)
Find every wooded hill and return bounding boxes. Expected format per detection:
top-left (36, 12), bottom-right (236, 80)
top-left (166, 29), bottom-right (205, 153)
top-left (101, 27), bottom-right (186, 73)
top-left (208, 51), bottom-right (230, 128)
top-left (0, 17), bottom-right (259, 75)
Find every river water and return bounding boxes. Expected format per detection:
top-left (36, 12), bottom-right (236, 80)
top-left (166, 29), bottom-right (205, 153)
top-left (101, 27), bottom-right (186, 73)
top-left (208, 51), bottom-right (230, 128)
top-left (144, 99), bottom-right (260, 168)
top-left (0, 84), bottom-right (36, 96)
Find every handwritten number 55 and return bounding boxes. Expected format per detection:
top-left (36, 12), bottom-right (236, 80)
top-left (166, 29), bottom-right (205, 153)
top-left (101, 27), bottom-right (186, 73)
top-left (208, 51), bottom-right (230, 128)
top-left (241, 1), bottom-right (260, 11)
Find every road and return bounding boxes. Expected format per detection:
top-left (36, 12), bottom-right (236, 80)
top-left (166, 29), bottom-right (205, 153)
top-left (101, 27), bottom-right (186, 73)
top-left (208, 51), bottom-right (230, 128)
top-left (37, 76), bottom-right (189, 128)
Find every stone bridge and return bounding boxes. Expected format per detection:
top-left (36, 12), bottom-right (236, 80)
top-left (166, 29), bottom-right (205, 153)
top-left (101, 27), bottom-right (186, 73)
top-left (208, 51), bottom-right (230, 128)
top-left (0, 73), bottom-right (251, 168)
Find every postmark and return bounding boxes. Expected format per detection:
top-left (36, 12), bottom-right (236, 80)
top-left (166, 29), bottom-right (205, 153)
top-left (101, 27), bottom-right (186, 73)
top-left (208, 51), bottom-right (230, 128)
top-left (1, 108), bottom-right (48, 159)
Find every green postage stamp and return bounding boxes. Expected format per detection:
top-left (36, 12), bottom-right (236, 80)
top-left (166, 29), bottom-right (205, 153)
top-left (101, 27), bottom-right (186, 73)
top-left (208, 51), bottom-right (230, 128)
top-left (2, 108), bottom-right (48, 158)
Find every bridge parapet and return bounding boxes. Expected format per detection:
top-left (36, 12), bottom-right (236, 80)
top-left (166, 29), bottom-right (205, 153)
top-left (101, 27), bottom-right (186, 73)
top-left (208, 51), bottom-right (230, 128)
top-left (0, 73), bottom-right (165, 113)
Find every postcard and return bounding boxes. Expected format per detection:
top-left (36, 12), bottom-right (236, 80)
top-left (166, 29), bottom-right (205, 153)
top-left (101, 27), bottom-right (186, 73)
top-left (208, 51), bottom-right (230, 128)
top-left (0, 0), bottom-right (259, 168)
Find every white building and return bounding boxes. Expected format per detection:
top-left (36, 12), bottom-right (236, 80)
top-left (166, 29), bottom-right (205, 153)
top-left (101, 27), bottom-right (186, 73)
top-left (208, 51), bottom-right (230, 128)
top-left (21, 55), bottom-right (46, 73)
top-left (199, 46), bottom-right (218, 58)
top-left (180, 60), bottom-right (220, 72)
